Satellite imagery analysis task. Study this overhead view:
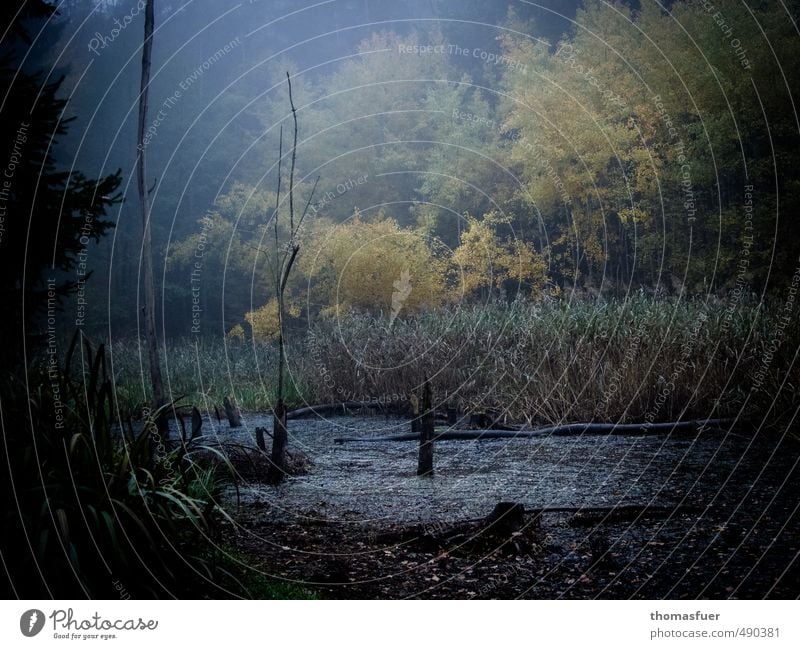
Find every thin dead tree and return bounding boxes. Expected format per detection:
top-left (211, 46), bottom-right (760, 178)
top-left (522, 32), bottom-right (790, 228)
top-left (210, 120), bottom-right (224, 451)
top-left (266, 72), bottom-right (319, 485)
top-left (135, 0), bottom-right (166, 432)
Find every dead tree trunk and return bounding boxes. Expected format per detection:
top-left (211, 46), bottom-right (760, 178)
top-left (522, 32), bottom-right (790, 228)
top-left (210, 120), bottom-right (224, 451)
top-left (417, 379), bottom-right (434, 476)
top-left (410, 394), bottom-right (421, 433)
top-left (135, 0), bottom-right (166, 434)
top-left (266, 72), bottom-right (319, 484)
top-left (255, 426), bottom-right (269, 451)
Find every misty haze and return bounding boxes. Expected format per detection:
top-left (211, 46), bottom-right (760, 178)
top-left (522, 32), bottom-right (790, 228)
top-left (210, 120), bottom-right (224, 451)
top-left (1, 0), bottom-right (799, 603)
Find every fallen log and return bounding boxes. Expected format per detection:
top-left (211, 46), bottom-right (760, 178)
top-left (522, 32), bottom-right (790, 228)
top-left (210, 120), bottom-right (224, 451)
top-left (566, 504), bottom-right (706, 525)
top-left (286, 401), bottom-right (384, 419)
top-left (373, 503), bottom-right (707, 546)
top-left (334, 418), bottom-right (729, 443)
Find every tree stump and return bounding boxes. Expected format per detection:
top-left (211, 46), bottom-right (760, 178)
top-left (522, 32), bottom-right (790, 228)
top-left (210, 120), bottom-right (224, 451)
top-left (446, 405), bottom-right (459, 425)
top-left (417, 379), bottom-right (434, 477)
top-left (486, 407), bottom-right (501, 427)
top-left (223, 396), bottom-right (242, 428)
top-left (487, 502), bottom-right (526, 534)
top-left (267, 399), bottom-right (288, 484)
top-left (468, 412), bottom-right (489, 429)
top-left (255, 426), bottom-right (268, 451)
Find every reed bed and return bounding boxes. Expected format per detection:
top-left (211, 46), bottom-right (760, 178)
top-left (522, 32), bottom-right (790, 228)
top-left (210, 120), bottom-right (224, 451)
top-left (111, 295), bottom-right (797, 430)
top-left (296, 294), bottom-right (795, 428)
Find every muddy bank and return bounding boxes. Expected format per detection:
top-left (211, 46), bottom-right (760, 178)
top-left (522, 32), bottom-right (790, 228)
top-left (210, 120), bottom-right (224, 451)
top-left (186, 413), bottom-right (799, 597)
top-left (204, 415), bottom-right (785, 524)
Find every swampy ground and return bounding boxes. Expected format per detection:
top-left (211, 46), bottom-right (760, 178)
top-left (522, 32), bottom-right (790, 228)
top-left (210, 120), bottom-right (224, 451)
top-left (204, 414), bottom-right (799, 599)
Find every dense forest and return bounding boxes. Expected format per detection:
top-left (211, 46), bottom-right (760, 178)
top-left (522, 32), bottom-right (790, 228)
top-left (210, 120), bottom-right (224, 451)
top-left (1, 0), bottom-right (799, 602)
top-left (10, 0), bottom-right (798, 338)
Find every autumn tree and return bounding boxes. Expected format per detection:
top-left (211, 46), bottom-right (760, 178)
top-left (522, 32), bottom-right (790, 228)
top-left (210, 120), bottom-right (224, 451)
top-left (298, 210), bottom-right (450, 319)
top-left (452, 214), bottom-right (547, 300)
top-left (168, 182), bottom-right (283, 334)
top-left (498, 0), bottom-right (800, 292)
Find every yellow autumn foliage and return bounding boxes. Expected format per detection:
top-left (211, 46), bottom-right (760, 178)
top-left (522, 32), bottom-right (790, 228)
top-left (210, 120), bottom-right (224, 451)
top-left (452, 216), bottom-right (547, 297)
top-left (238, 211), bottom-right (547, 337)
top-left (300, 212), bottom-right (450, 317)
top-left (245, 298), bottom-right (301, 342)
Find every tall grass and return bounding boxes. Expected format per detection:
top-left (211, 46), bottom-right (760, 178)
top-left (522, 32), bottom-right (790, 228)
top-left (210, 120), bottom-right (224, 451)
top-left (297, 294), bottom-right (796, 428)
top-left (109, 337), bottom-right (307, 417)
top-left (1, 333), bottom-right (258, 598)
top-left (109, 295), bottom-right (797, 430)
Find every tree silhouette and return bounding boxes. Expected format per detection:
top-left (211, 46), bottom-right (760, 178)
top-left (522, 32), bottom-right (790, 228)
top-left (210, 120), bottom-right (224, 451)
top-left (0, 0), bottom-right (121, 365)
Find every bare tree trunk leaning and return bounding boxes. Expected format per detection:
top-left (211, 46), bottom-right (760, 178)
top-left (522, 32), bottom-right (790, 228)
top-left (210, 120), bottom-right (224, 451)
top-left (417, 379), bottom-right (434, 476)
top-left (136, 0), bottom-right (166, 433)
top-left (266, 90), bottom-right (289, 485)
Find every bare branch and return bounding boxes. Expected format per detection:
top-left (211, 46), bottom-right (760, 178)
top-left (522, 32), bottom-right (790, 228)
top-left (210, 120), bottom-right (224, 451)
top-left (273, 124), bottom-right (283, 292)
top-left (297, 175), bottom-right (321, 231)
top-left (287, 71), bottom-right (298, 236)
top-left (280, 245), bottom-right (299, 294)
top-left (277, 174), bottom-right (320, 274)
